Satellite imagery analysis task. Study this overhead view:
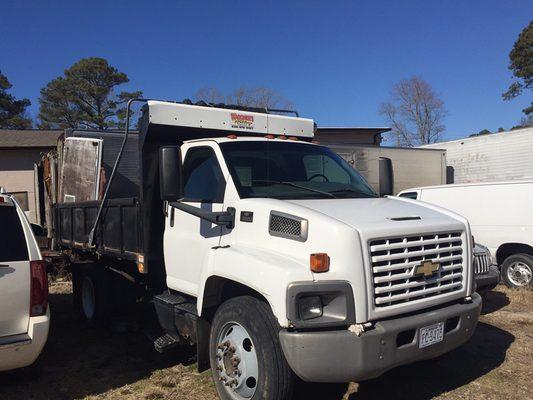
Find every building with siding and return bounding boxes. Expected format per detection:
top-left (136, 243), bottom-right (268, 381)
top-left (315, 127), bottom-right (391, 145)
top-left (0, 129), bottom-right (62, 223)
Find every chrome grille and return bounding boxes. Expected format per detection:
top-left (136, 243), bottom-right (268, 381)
top-left (473, 252), bottom-right (491, 275)
top-left (370, 232), bottom-right (464, 308)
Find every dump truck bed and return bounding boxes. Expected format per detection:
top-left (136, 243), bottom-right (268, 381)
top-left (55, 197), bottom-right (141, 260)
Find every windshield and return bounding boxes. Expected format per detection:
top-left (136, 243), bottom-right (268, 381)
top-left (219, 141), bottom-right (377, 199)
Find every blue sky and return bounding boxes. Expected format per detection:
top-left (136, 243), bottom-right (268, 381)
top-left (1, 1), bottom-right (531, 141)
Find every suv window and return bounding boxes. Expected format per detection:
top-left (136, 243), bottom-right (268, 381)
top-left (0, 206), bottom-right (29, 262)
top-left (182, 147), bottom-right (226, 203)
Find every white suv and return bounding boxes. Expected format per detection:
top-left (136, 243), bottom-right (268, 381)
top-left (0, 191), bottom-right (50, 372)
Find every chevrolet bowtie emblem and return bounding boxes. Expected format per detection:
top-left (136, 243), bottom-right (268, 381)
top-left (414, 260), bottom-right (441, 277)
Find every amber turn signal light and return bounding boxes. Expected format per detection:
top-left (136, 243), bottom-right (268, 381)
top-left (310, 253), bottom-right (330, 273)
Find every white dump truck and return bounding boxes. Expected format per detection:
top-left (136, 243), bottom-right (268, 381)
top-left (45, 100), bottom-right (481, 400)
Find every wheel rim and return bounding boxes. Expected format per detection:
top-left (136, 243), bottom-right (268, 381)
top-left (215, 322), bottom-right (258, 399)
top-left (82, 276), bottom-right (96, 319)
top-left (507, 261), bottom-right (532, 287)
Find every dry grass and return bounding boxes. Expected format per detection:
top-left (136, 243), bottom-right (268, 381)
top-left (0, 283), bottom-right (531, 400)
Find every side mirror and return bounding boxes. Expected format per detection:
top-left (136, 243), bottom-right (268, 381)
top-left (159, 146), bottom-right (182, 201)
top-left (378, 157), bottom-right (394, 197)
top-left (31, 223), bottom-right (44, 237)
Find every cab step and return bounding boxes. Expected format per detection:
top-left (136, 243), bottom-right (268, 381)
top-left (153, 333), bottom-right (179, 353)
top-left (153, 291), bottom-right (199, 345)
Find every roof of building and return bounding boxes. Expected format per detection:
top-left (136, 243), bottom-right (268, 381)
top-left (0, 129), bottom-right (63, 148)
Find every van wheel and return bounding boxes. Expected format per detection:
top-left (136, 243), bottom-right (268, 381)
top-left (501, 254), bottom-right (533, 288)
top-left (73, 265), bottom-right (112, 324)
top-left (209, 296), bottom-right (294, 400)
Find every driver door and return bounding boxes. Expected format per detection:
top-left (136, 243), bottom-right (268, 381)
top-left (163, 144), bottom-right (227, 296)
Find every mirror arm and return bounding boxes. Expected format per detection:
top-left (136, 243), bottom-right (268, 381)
top-left (169, 202), bottom-right (235, 229)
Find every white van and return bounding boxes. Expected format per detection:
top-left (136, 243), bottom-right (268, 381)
top-left (398, 180), bottom-right (533, 288)
top-left (0, 190), bottom-right (50, 372)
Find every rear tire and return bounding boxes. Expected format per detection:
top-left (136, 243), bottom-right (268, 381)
top-left (72, 264), bottom-right (112, 325)
top-left (209, 296), bottom-right (294, 400)
top-left (501, 253), bottom-right (533, 288)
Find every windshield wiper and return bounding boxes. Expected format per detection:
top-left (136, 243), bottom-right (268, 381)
top-left (253, 180), bottom-right (337, 198)
top-left (328, 188), bottom-right (377, 198)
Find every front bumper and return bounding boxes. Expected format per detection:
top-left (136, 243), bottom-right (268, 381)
top-left (279, 293), bottom-right (481, 383)
top-left (475, 265), bottom-right (500, 291)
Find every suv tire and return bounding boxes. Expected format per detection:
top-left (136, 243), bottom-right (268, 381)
top-left (209, 296), bottom-right (294, 400)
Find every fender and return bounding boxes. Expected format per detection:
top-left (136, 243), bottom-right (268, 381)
top-left (197, 245), bottom-right (313, 327)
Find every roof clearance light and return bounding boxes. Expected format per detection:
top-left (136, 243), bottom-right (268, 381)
top-left (265, 134), bottom-right (275, 139)
top-left (288, 136), bottom-right (298, 141)
top-left (310, 253), bottom-right (330, 273)
top-left (279, 135), bottom-right (288, 140)
top-left (227, 134), bottom-right (238, 139)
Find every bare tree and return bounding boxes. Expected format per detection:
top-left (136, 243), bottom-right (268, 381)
top-left (227, 86), bottom-right (293, 109)
top-left (194, 86), bottom-right (225, 104)
top-left (379, 76), bottom-right (446, 146)
top-left (194, 86), bottom-right (293, 110)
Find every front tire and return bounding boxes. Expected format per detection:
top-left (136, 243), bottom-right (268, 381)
top-left (209, 296), bottom-right (294, 400)
top-left (501, 253), bottom-right (533, 288)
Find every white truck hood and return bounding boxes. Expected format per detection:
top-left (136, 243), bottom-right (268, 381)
top-left (288, 196), bottom-right (464, 234)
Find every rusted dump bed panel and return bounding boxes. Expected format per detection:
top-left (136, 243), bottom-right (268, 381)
top-left (56, 197), bottom-right (141, 260)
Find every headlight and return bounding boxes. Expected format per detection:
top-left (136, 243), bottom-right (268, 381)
top-left (287, 281), bottom-right (355, 329)
top-left (298, 296), bottom-right (323, 320)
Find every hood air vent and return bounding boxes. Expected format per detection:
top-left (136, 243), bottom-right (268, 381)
top-left (269, 211), bottom-right (308, 242)
top-left (388, 216), bottom-right (421, 221)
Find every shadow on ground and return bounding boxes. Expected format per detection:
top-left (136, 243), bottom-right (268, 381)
top-left (294, 321), bottom-right (514, 400)
top-left (480, 290), bottom-right (510, 315)
top-left (0, 290), bottom-right (196, 400)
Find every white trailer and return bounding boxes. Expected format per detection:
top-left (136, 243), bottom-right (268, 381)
top-left (328, 144), bottom-right (447, 195)
top-left (421, 127), bottom-right (533, 184)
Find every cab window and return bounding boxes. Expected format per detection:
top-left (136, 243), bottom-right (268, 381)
top-left (182, 147), bottom-right (226, 203)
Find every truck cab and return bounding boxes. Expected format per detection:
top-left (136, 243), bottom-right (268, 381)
top-left (52, 100), bottom-right (481, 400)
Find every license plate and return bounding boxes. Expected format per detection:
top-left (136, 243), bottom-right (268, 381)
top-left (419, 322), bottom-right (444, 348)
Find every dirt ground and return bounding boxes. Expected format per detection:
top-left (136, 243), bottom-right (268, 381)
top-left (1, 283), bottom-right (531, 400)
